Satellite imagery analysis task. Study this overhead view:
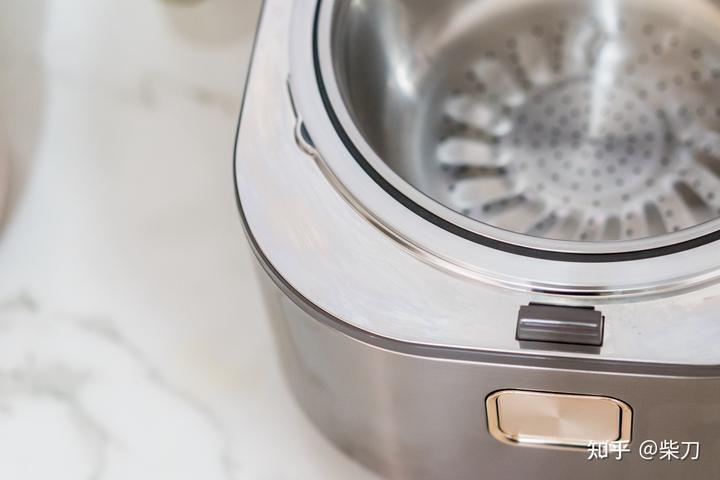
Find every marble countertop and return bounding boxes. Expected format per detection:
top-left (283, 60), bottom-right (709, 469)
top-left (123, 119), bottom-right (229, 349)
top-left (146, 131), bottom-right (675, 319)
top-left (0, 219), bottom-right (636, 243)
top-left (0, 1), bottom-right (378, 478)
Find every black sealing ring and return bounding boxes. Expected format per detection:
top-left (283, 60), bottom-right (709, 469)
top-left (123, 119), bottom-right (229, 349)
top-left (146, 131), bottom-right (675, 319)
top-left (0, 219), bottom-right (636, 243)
top-left (311, 0), bottom-right (720, 263)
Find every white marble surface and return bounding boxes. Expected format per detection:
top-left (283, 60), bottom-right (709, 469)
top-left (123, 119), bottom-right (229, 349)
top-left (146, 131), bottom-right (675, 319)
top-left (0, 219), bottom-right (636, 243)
top-left (0, 1), bottom-right (378, 478)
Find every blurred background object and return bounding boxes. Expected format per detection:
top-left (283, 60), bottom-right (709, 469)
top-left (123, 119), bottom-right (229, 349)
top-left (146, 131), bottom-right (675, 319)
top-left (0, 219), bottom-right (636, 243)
top-left (0, 1), bottom-right (377, 478)
top-left (162, 0), bottom-right (256, 46)
top-left (0, 0), bottom-right (44, 221)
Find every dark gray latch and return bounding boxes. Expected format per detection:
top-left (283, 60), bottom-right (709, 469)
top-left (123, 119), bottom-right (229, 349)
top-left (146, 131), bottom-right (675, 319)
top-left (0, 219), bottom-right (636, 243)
top-left (516, 304), bottom-right (604, 347)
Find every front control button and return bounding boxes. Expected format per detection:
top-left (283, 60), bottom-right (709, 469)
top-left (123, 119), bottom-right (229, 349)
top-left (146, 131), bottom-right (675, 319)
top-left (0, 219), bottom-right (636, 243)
top-left (486, 390), bottom-right (632, 450)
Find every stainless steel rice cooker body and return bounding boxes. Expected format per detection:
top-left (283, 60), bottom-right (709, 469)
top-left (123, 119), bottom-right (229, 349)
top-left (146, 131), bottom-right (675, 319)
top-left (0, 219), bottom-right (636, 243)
top-left (235, 1), bottom-right (720, 478)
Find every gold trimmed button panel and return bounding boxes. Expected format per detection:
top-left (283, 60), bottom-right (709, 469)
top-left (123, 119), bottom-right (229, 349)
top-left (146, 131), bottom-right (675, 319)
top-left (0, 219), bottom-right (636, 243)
top-left (486, 390), bottom-right (632, 450)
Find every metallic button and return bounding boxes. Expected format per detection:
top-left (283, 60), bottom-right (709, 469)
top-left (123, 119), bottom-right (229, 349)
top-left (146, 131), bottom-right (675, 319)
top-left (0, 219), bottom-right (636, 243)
top-left (486, 390), bottom-right (632, 450)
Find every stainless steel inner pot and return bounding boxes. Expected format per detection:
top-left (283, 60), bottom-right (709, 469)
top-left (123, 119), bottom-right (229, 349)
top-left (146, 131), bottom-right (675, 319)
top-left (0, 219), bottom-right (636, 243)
top-left (328, 0), bottom-right (720, 248)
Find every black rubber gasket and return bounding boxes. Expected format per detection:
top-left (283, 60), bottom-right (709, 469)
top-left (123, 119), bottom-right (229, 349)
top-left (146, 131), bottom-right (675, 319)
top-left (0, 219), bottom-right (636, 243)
top-left (311, 0), bottom-right (720, 263)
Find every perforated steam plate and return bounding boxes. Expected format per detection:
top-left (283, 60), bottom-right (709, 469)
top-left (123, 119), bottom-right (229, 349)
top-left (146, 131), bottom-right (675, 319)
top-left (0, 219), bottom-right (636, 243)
top-left (319, 0), bottom-right (720, 255)
top-left (429, 5), bottom-right (720, 242)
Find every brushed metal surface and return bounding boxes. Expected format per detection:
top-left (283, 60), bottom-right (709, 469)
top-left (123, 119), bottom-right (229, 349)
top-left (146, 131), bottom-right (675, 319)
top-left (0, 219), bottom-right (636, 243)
top-left (236, 0), bottom-right (720, 365)
top-left (293, 0), bottom-right (720, 292)
top-left (259, 274), bottom-right (720, 479)
top-left (316, 0), bottom-right (720, 253)
top-left (486, 390), bottom-right (632, 449)
top-left (236, 4), bottom-right (720, 477)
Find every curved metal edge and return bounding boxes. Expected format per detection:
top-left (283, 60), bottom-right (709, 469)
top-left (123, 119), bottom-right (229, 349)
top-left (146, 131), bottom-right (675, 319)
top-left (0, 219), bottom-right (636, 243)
top-left (311, 0), bottom-right (720, 263)
top-left (236, 198), bottom-right (720, 377)
top-left (287, 0), bottom-right (720, 298)
top-left (289, 112), bottom-right (720, 299)
top-left (233, 0), bottom-right (720, 376)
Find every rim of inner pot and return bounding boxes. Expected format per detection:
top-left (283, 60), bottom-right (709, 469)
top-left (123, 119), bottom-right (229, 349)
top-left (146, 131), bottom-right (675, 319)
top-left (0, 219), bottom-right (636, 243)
top-left (316, 0), bottom-right (720, 258)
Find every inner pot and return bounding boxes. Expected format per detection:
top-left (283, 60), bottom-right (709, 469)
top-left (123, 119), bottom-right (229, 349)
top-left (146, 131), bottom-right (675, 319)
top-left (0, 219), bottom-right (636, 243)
top-left (324, 0), bottom-right (720, 251)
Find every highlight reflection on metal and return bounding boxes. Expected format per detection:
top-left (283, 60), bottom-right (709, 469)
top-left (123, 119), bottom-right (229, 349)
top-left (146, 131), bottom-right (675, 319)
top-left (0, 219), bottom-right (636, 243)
top-left (233, 0), bottom-right (720, 362)
top-left (486, 390), bottom-right (632, 450)
top-left (320, 0), bottom-right (720, 254)
top-left (284, 0), bottom-right (720, 297)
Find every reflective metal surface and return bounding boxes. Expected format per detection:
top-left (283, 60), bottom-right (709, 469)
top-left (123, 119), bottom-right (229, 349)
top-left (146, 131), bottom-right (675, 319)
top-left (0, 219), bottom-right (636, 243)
top-left (237, 4), bottom-right (720, 477)
top-left (295, 0), bottom-right (720, 294)
top-left (486, 390), bottom-right (632, 449)
top-left (262, 277), bottom-right (720, 479)
top-left (322, 0), bottom-right (720, 253)
top-left (236, 0), bottom-right (720, 364)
